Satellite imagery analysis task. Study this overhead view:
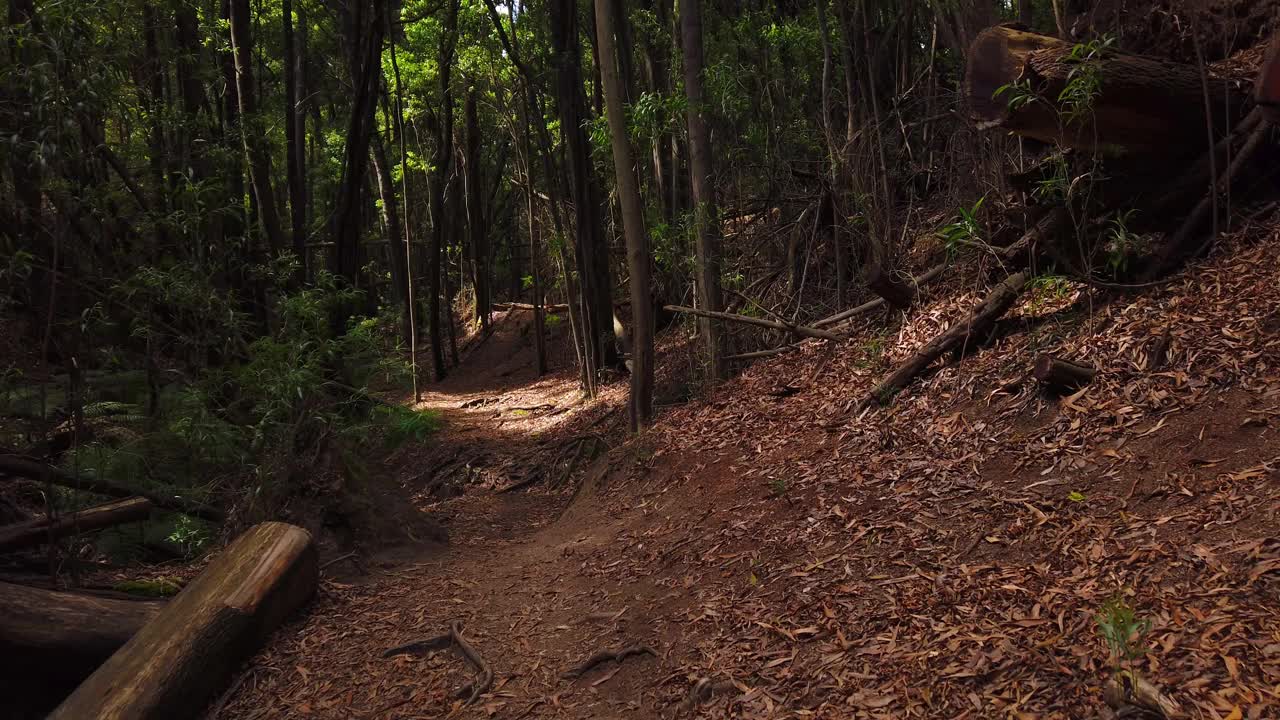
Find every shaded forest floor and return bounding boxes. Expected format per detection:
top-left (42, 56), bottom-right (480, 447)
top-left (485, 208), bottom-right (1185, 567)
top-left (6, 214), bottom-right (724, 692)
top-left (218, 217), bottom-right (1280, 720)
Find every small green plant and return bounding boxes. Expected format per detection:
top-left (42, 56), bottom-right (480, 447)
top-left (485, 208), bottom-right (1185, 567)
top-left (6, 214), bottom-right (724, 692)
top-left (167, 516), bottom-right (210, 558)
top-left (937, 196), bottom-right (987, 255)
top-left (1067, 490), bottom-right (1087, 503)
top-left (1027, 274), bottom-right (1072, 313)
top-left (1059, 35), bottom-right (1115, 126)
top-left (373, 405), bottom-right (442, 448)
top-left (1096, 594), bottom-right (1152, 672)
top-left (769, 477), bottom-right (788, 497)
top-left (1104, 209), bottom-right (1140, 276)
top-left (994, 78), bottom-right (1039, 112)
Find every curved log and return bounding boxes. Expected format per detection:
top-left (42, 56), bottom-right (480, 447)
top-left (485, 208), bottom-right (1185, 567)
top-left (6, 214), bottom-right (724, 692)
top-left (966, 25), bottom-right (1247, 152)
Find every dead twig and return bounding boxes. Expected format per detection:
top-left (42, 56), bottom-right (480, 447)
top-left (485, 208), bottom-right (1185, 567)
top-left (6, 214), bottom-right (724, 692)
top-left (561, 644), bottom-right (656, 680)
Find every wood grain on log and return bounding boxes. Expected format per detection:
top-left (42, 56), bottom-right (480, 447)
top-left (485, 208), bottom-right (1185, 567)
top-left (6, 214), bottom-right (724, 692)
top-left (966, 25), bottom-right (1247, 151)
top-left (0, 496), bottom-right (152, 552)
top-left (50, 522), bottom-right (318, 720)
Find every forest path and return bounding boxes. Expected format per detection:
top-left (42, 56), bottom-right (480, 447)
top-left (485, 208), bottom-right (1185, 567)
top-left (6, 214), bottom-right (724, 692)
top-left (216, 311), bottom-right (682, 719)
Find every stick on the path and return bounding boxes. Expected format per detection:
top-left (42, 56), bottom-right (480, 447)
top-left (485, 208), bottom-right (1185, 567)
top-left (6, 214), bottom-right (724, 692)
top-left (664, 305), bottom-right (841, 341)
top-left (561, 644), bottom-right (657, 679)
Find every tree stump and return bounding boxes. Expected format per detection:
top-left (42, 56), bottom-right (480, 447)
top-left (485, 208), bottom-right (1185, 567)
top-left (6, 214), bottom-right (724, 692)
top-left (50, 522), bottom-right (318, 720)
top-left (1033, 354), bottom-right (1096, 391)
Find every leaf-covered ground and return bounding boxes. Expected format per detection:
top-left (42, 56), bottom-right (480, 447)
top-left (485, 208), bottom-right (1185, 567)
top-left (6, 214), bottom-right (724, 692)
top-left (218, 218), bottom-right (1280, 720)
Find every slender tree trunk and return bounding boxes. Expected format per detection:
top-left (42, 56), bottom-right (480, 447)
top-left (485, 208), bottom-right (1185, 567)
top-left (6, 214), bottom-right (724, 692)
top-left (550, 0), bottom-right (617, 390)
top-left (227, 0), bottom-right (285, 258)
top-left (330, 0), bottom-right (385, 311)
top-left (371, 135), bottom-right (407, 313)
top-left (428, 0), bottom-right (460, 380)
top-left (141, 4), bottom-right (169, 256)
top-left (681, 0), bottom-right (724, 380)
top-left (283, 0), bottom-right (307, 279)
top-left (174, 4), bottom-right (211, 266)
top-left (463, 87), bottom-right (491, 329)
top-left (595, 0), bottom-right (654, 428)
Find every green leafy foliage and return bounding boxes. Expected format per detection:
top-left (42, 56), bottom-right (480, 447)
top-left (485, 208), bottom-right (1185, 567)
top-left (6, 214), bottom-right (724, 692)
top-left (1096, 594), bottom-right (1152, 669)
top-left (937, 196), bottom-right (987, 255)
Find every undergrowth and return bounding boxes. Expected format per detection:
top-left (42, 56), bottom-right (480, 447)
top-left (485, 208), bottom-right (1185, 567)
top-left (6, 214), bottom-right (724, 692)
top-left (45, 258), bottom-right (441, 559)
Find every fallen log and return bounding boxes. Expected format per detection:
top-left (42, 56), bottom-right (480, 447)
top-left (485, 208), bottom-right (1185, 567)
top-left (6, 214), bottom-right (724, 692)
top-left (1033, 354), bottom-right (1096, 391)
top-left (863, 271), bottom-right (1029, 408)
top-left (966, 25), bottom-right (1247, 152)
top-left (814, 263), bottom-right (947, 328)
top-left (0, 454), bottom-right (224, 522)
top-left (664, 305), bottom-right (841, 341)
top-left (49, 522), bottom-right (318, 720)
top-left (0, 581), bottom-right (164, 704)
top-left (0, 496), bottom-right (152, 553)
top-left (492, 301), bottom-right (570, 313)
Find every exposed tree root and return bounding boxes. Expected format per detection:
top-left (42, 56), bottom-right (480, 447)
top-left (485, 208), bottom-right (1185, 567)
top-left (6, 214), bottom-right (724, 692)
top-left (383, 621), bottom-right (492, 706)
top-left (561, 644), bottom-right (656, 680)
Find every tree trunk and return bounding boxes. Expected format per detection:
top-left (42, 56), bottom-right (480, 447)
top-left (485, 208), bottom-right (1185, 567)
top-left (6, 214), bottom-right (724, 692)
top-left (1018, 0), bottom-right (1034, 28)
top-left (0, 496), bottom-right (152, 552)
top-left (49, 523), bottom-right (317, 720)
top-left (681, 0), bottom-right (725, 381)
top-left (551, 0), bottom-right (616, 388)
top-left (428, 0), bottom-right (459, 381)
top-left (595, 0), bottom-right (654, 429)
top-left (330, 0), bottom-right (385, 305)
top-left (464, 87), bottom-right (491, 329)
top-left (0, 581), bottom-right (164, 704)
top-left (283, 0), bottom-right (307, 279)
top-left (965, 24), bottom-right (1248, 152)
top-left (371, 133), bottom-right (410, 340)
top-left (227, 0), bottom-right (286, 256)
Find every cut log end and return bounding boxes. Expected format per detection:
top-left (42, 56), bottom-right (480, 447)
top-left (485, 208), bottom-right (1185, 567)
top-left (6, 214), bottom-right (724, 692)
top-left (1033, 354), bottom-right (1096, 391)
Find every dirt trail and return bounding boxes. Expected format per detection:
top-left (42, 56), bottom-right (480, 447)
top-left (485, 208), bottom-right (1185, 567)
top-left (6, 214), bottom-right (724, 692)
top-left (215, 312), bottom-right (687, 719)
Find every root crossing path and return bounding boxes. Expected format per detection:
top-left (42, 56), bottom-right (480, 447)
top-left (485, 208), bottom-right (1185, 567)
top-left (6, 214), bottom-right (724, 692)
top-left (215, 311), bottom-right (687, 719)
